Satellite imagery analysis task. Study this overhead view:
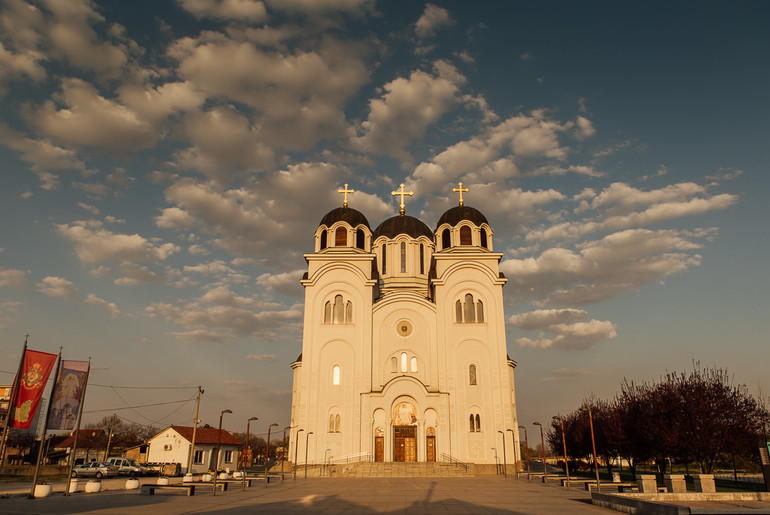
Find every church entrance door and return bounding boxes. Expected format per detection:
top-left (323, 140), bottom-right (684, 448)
top-left (426, 436), bottom-right (435, 462)
top-left (374, 436), bottom-right (384, 462)
top-left (393, 426), bottom-right (416, 462)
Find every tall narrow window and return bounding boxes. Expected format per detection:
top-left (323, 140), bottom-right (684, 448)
top-left (324, 302), bottom-right (332, 324)
top-left (419, 244), bottom-right (424, 274)
top-left (476, 300), bottom-right (484, 323)
top-left (463, 293), bottom-right (475, 323)
top-left (410, 357), bottom-right (418, 373)
top-left (329, 415), bottom-right (335, 432)
top-left (480, 228), bottom-right (488, 249)
top-left (475, 414), bottom-right (481, 432)
top-left (345, 301), bottom-right (353, 323)
top-left (335, 227), bottom-right (347, 246)
top-left (332, 365), bottom-right (340, 385)
top-left (335, 414), bottom-right (341, 433)
top-left (469, 414), bottom-right (475, 432)
top-left (442, 229), bottom-right (451, 249)
top-left (469, 364), bottom-right (477, 385)
top-left (460, 226), bottom-right (472, 245)
top-left (333, 295), bottom-right (344, 324)
top-left (401, 352), bottom-right (407, 373)
top-left (382, 246), bottom-right (387, 274)
top-left (455, 299), bottom-right (463, 322)
top-left (356, 229), bottom-right (365, 249)
top-left (400, 242), bottom-right (406, 273)
top-left (320, 231), bottom-right (327, 250)
top-left (391, 357), bottom-right (397, 373)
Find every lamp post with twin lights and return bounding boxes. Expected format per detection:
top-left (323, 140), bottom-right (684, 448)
top-left (506, 428), bottom-right (518, 479)
top-left (294, 429), bottom-right (304, 480)
top-left (265, 423), bottom-right (278, 487)
top-left (212, 409), bottom-right (232, 496)
top-left (553, 415), bottom-right (570, 490)
top-left (242, 416), bottom-right (257, 491)
top-left (497, 430), bottom-right (507, 477)
top-left (304, 431), bottom-right (314, 478)
top-left (533, 422), bottom-right (547, 485)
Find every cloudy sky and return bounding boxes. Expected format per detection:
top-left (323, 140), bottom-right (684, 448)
top-left (1, 0), bottom-right (768, 437)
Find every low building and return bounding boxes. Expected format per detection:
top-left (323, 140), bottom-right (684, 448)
top-left (53, 429), bottom-right (106, 465)
top-left (146, 425), bottom-right (241, 474)
top-left (0, 385), bottom-right (10, 425)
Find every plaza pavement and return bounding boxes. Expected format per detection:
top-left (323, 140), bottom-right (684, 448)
top-left (0, 476), bottom-right (609, 514)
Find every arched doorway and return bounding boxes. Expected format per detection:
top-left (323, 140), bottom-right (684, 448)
top-left (426, 427), bottom-right (436, 462)
top-left (374, 427), bottom-right (384, 462)
top-left (393, 402), bottom-right (417, 462)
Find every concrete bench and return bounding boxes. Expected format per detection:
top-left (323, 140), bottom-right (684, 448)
top-left (141, 484), bottom-right (197, 496)
top-left (218, 479), bottom-right (253, 487)
top-left (585, 481), bottom-right (636, 492)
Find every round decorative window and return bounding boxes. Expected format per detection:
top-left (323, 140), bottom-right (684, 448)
top-left (396, 320), bottom-right (413, 337)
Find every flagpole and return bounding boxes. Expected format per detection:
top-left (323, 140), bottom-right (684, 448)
top-left (29, 348), bottom-right (61, 498)
top-left (64, 358), bottom-right (90, 496)
top-left (0, 334), bottom-right (28, 466)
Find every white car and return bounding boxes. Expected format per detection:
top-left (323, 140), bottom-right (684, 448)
top-left (71, 461), bottom-right (120, 479)
top-left (106, 457), bottom-right (151, 476)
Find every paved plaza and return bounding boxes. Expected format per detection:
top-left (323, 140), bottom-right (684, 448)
top-left (0, 476), bottom-right (608, 514)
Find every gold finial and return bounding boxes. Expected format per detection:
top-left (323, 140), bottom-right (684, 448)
top-left (452, 182), bottom-right (469, 206)
top-left (391, 183), bottom-right (414, 215)
top-left (337, 183), bottom-right (355, 208)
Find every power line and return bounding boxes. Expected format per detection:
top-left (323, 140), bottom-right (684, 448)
top-left (85, 398), bottom-right (194, 414)
top-left (91, 383), bottom-right (197, 390)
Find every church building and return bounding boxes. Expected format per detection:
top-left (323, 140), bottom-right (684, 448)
top-left (289, 184), bottom-right (519, 466)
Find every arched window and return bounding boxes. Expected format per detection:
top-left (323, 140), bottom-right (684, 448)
top-left (419, 244), bottom-right (424, 274)
top-left (475, 414), bottom-right (481, 432)
top-left (460, 226), bottom-right (472, 245)
top-left (480, 228), bottom-right (488, 248)
top-left (333, 295), bottom-right (344, 324)
top-left (332, 365), bottom-right (340, 385)
top-left (463, 293), bottom-right (475, 323)
top-left (401, 352), bottom-right (407, 373)
top-left (345, 301), bottom-right (353, 323)
top-left (323, 302), bottom-right (332, 324)
top-left (476, 300), bottom-right (484, 323)
top-left (469, 364), bottom-right (477, 385)
top-left (391, 357), bottom-right (397, 373)
top-left (455, 299), bottom-right (463, 322)
top-left (335, 414), bottom-right (341, 433)
top-left (469, 414), bottom-right (475, 432)
top-left (400, 242), bottom-right (406, 273)
top-left (356, 229), bottom-right (365, 249)
top-left (382, 246), bottom-right (387, 274)
top-left (442, 228), bottom-right (450, 249)
top-left (329, 414), bottom-right (335, 432)
top-left (320, 231), bottom-right (327, 250)
top-left (410, 357), bottom-right (418, 373)
top-left (335, 227), bottom-right (347, 246)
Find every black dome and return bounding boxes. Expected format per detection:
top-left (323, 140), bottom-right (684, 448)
top-left (319, 207), bottom-right (370, 229)
top-left (373, 215), bottom-right (433, 240)
top-left (436, 205), bottom-right (488, 229)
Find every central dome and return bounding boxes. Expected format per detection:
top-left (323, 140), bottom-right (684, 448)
top-left (436, 205), bottom-right (488, 229)
top-left (319, 207), bottom-right (370, 228)
top-left (373, 215), bottom-right (432, 240)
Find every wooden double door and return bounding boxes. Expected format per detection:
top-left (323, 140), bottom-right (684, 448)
top-left (393, 426), bottom-right (417, 462)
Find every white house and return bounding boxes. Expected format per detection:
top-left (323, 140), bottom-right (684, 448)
top-left (146, 425), bottom-right (241, 474)
top-left (289, 186), bottom-right (519, 467)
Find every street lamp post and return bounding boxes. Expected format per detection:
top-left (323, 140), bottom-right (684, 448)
top-left (553, 416), bottom-right (570, 490)
top-left (304, 431), bottom-right (314, 478)
top-left (519, 425), bottom-right (531, 480)
top-left (281, 425), bottom-right (292, 481)
top-left (212, 409), bottom-right (232, 496)
top-left (243, 416), bottom-right (257, 491)
top-left (294, 429), bottom-right (304, 480)
top-left (533, 422), bottom-right (547, 486)
top-left (498, 430), bottom-right (507, 477)
top-left (507, 428), bottom-right (518, 479)
top-left (265, 423), bottom-right (278, 487)
top-left (580, 407), bottom-right (601, 490)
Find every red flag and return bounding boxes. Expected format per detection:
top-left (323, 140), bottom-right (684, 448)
top-left (12, 349), bottom-right (57, 429)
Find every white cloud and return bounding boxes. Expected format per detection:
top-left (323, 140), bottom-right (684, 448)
top-left (57, 220), bottom-right (180, 264)
top-left (84, 293), bottom-right (122, 318)
top-left (541, 367), bottom-right (593, 382)
top-left (0, 123), bottom-right (89, 173)
top-left (178, 0), bottom-right (268, 22)
top-left (508, 308), bottom-right (588, 330)
top-left (37, 276), bottom-right (79, 298)
top-left (246, 353), bottom-right (277, 362)
top-left (415, 4), bottom-right (452, 39)
top-left (256, 269), bottom-right (304, 296)
top-left (575, 115), bottom-right (596, 140)
top-left (0, 42), bottom-right (45, 93)
top-left (0, 268), bottom-right (28, 288)
top-left (516, 319), bottom-right (617, 350)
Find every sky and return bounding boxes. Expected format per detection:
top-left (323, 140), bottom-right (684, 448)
top-left (0, 0), bottom-right (768, 439)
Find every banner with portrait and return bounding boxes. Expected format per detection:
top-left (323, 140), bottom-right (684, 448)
top-left (11, 349), bottom-right (57, 429)
top-left (46, 360), bottom-right (89, 431)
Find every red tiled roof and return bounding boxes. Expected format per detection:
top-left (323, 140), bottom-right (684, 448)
top-left (56, 429), bottom-right (105, 449)
top-left (168, 425), bottom-right (242, 446)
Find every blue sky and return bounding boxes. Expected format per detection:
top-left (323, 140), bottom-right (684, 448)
top-left (0, 0), bottom-right (768, 436)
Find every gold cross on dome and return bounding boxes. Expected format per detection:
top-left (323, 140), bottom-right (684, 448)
top-left (391, 183), bottom-right (414, 215)
top-left (452, 182), bottom-right (469, 206)
top-left (337, 183), bottom-right (355, 208)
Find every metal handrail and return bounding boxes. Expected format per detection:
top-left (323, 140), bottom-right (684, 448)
top-left (440, 453), bottom-right (468, 471)
top-left (328, 452), bottom-right (372, 465)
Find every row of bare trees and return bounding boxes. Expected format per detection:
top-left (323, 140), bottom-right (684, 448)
top-left (546, 365), bottom-right (769, 477)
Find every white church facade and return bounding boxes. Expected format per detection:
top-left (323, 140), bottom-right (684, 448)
top-left (289, 185), bottom-right (520, 466)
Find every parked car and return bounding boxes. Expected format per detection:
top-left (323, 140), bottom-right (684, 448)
top-left (106, 457), bottom-right (151, 476)
top-left (71, 461), bottom-right (120, 479)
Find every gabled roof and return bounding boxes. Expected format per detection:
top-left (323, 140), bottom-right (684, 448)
top-left (156, 425), bottom-right (242, 446)
top-left (56, 429), bottom-right (105, 449)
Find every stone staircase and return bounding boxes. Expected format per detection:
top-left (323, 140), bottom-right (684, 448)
top-left (334, 461), bottom-right (475, 478)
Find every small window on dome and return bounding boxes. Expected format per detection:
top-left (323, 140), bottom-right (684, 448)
top-left (460, 226), bottom-right (472, 245)
top-left (442, 228), bottom-right (450, 249)
top-left (382, 245), bottom-right (387, 274)
top-left (419, 244), bottom-right (424, 274)
top-left (480, 228), bottom-right (488, 248)
top-left (335, 227), bottom-right (347, 246)
top-left (356, 229), bottom-right (365, 249)
top-left (400, 242), bottom-right (406, 273)
top-left (320, 231), bottom-right (327, 250)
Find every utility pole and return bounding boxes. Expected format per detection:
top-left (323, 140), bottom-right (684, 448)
top-left (187, 386), bottom-right (203, 475)
top-left (104, 414), bottom-right (116, 460)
